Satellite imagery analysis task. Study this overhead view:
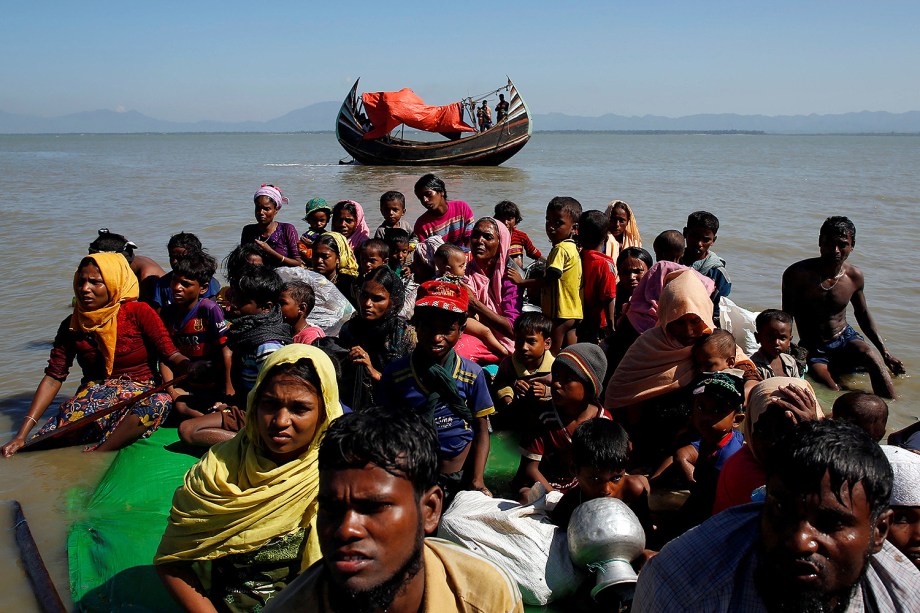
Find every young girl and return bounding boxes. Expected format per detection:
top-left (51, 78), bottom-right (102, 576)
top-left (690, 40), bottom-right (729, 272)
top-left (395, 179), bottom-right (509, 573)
top-left (331, 199), bottom-right (370, 252)
top-left (338, 267), bottom-right (416, 409)
top-left (240, 184), bottom-right (302, 268)
top-left (311, 232), bottom-right (359, 307)
top-left (614, 247), bottom-right (653, 321)
top-left (156, 344), bottom-right (343, 611)
top-left (603, 200), bottom-right (642, 262)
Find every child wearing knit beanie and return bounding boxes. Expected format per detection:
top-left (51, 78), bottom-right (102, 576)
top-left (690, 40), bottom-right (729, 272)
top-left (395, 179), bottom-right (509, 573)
top-left (514, 343), bottom-right (611, 502)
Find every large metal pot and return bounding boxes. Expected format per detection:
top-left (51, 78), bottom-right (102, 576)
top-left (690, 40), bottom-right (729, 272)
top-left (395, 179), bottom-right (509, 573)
top-left (567, 497), bottom-right (645, 602)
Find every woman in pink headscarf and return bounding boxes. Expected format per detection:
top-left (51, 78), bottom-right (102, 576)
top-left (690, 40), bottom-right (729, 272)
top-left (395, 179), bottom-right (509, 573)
top-left (332, 200), bottom-right (371, 251)
top-left (240, 184), bottom-right (303, 267)
top-left (456, 217), bottom-right (523, 364)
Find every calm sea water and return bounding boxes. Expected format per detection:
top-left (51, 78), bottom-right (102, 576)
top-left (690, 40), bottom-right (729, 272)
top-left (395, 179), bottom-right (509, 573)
top-left (0, 132), bottom-right (918, 609)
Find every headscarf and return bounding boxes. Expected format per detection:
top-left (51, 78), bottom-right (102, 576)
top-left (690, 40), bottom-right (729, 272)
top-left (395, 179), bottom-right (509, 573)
top-left (882, 445), bottom-right (920, 506)
top-left (340, 267), bottom-right (413, 370)
top-left (606, 270), bottom-right (750, 408)
top-left (463, 217), bottom-right (515, 352)
top-left (464, 217), bottom-right (510, 314)
top-left (155, 344), bottom-right (343, 569)
top-left (603, 200), bottom-right (642, 260)
top-left (254, 184), bottom-right (289, 210)
top-left (625, 261), bottom-right (716, 334)
top-left (336, 200), bottom-right (371, 251)
top-left (324, 231), bottom-right (358, 277)
top-left (743, 377), bottom-right (823, 459)
top-left (303, 197), bottom-right (332, 221)
top-left (71, 253), bottom-right (140, 376)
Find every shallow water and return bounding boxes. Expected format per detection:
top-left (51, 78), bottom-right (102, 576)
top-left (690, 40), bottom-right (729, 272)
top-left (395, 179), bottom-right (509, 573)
top-left (0, 132), bottom-right (918, 609)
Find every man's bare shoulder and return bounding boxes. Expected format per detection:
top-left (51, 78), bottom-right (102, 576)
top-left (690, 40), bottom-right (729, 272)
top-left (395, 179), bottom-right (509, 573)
top-left (783, 257), bottom-right (820, 284)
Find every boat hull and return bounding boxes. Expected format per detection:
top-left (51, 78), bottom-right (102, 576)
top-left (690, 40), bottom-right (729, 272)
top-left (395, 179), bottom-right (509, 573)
top-left (336, 79), bottom-right (532, 166)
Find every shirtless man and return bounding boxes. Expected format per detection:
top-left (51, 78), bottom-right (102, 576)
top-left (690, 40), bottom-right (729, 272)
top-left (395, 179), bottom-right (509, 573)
top-left (782, 216), bottom-right (904, 398)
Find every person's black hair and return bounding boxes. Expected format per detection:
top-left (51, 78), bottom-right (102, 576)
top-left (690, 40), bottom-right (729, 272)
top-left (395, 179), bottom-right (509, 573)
top-left (89, 229), bottom-right (136, 262)
top-left (493, 200), bottom-right (522, 224)
top-left (360, 238), bottom-right (390, 261)
top-left (546, 196), bottom-right (583, 223)
top-left (652, 230), bottom-right (685, 262)
top-left (224, 243), bottom-right (268, 283)
top-left (332, 200), bottom-right (358, 222)
top-left (577, 210), bottom-right (608, 249)
top-left (383, 228), bottom-right (411, 249)
top-left (167, 232), bottom-right (203, 253)
top-left (314, 233), bottom-right (341, 257)
top-left (617, 246), bottom-right (653, 271)
top-left (231, 264), bottom-right (282, 307)
top-left (414, 173), bottom-right (447, 199)
top-left (686, 211), bottom-right (720, 234)
top-left (361, 265), bottom-right (406, 316)
top-left (693, 329), bottom-right (736, 360)
top-left (820, 216), bottom-right (856, 247)
top-left (319, 407), bottom-right (440, 499)
top-left (831, 392), bottom-right (889, 443)
top-left (513, 311), bottom-right (552, 338)
top-left (571, 418), bottom-right (630, 471)
top-left (413, 304), bottom-right (467, 329)
top-left (260, 357), bottom-right (323, 405)
top-left (172, 250), bottom-right (217, 287)
top-left (755, 308), bottom-right (793, 332)
top-left (281, 279), bottom-right (316, 316)
top-left (766, 420), bottom-right (892, 521)
top-left (434, 243), bottom-right (465, 263)
top-left (380, 191), bottom-right (406, 208)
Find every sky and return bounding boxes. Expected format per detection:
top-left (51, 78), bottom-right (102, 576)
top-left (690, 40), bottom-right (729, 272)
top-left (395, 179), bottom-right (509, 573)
top-left (2, 1), bottom-right (919, 122)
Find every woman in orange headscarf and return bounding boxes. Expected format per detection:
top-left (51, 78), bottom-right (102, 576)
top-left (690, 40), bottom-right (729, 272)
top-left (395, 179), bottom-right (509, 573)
top-left (2, 253), bottom-right (189, 456)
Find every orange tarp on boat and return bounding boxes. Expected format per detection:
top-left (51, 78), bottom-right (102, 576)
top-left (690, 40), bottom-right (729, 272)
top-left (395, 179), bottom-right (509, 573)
top-left (362, 89), bottom-right (476, 140)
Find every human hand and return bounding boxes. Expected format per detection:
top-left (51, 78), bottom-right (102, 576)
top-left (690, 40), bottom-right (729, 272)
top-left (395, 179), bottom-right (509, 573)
top-left (531, 381), bottom-right (548, 398)
top-left (507, 267), bottom-right (524, 285)
top-left (884, 351), bottom-right (906, 375)
top-left (675, 445), bottom-right (698, 484)
top-left (513, 379), bottom-right (531, 396)
top-left (2, 436), bottom-right (26, 458)
top-left (773, 384), bottom-right (819, 426)
top-left (349, 347), bottom-right (372, 368)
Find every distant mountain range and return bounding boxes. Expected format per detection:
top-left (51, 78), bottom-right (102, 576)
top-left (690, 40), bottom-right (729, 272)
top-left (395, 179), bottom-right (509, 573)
top-left (2, 102), bottom-right (919, 134)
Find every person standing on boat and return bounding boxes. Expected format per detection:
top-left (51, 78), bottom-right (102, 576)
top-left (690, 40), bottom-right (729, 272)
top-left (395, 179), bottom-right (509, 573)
top-left (2, 253), bottom-right (191, 456)
top-left (495, 93), bottom-right (509, 123)
top-left (477, 101), bottom-right (492, 131)
top-left (782, 216), bottom-right (904, 398)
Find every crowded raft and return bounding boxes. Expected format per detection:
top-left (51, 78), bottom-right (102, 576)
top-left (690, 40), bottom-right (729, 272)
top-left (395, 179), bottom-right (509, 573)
top-left (3, 175), bottom-right (919, 612)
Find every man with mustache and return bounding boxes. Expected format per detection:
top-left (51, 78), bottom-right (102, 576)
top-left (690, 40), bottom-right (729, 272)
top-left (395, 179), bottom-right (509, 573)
top-left (633, 420), bottom-right (920, 612)
top-left (264, 409), bottom-right (523, 612)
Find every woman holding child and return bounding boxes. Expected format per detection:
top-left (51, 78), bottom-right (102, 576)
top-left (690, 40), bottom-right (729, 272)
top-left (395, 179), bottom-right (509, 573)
top-left (2, 253), bottom-right (190, 456)
top-left (156, 344), bottom-right (343, 612)
top-left (457, 217), bottom-right (522, 362)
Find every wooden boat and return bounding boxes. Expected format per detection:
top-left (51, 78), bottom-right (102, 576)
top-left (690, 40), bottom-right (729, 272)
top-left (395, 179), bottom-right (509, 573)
top-left (336, 78), bottom-right (532, 166)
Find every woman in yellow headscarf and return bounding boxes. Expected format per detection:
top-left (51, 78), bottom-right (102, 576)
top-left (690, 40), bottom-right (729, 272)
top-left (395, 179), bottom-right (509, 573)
top-left (155, 344), bottom-right (343, 612)
top-left (1, 253), bottom-right (188, 456)
top-left (311, 231), bottom-right (360, 306)
top-left (603, 200), bottom-right (642, 263)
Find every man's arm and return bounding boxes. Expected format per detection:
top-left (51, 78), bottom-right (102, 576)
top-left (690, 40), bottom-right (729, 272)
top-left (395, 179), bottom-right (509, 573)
top-left (850, 272), bottom-right (905, 374)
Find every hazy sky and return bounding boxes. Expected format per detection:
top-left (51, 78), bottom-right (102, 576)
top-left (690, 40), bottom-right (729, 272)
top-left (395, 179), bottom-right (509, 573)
top-left (2, 1), bottom-right (918, 122)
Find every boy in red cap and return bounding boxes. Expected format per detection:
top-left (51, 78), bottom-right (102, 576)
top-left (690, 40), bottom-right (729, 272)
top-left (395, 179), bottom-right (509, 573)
top-left (379, 280), bottom-right (495, 503)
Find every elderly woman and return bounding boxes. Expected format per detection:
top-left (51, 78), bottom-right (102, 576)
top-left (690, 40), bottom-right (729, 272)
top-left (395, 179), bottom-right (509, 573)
top-left (2, 253), bottom-right (188, 456)
top-left (713, 378), bottom-right (823, 514)
top-left (155, 344), bottom-right (343, 612)
top-left (456, 217), bottom-right (523, 363)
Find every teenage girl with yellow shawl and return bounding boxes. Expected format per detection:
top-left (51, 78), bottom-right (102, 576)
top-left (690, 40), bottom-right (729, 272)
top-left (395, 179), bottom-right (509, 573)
top-left (311, 231), bottom-right (360, 307)
top-left (155, 344), bottom-right (343, 612)
top-left (2, 253), bottom-right (188, 456)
